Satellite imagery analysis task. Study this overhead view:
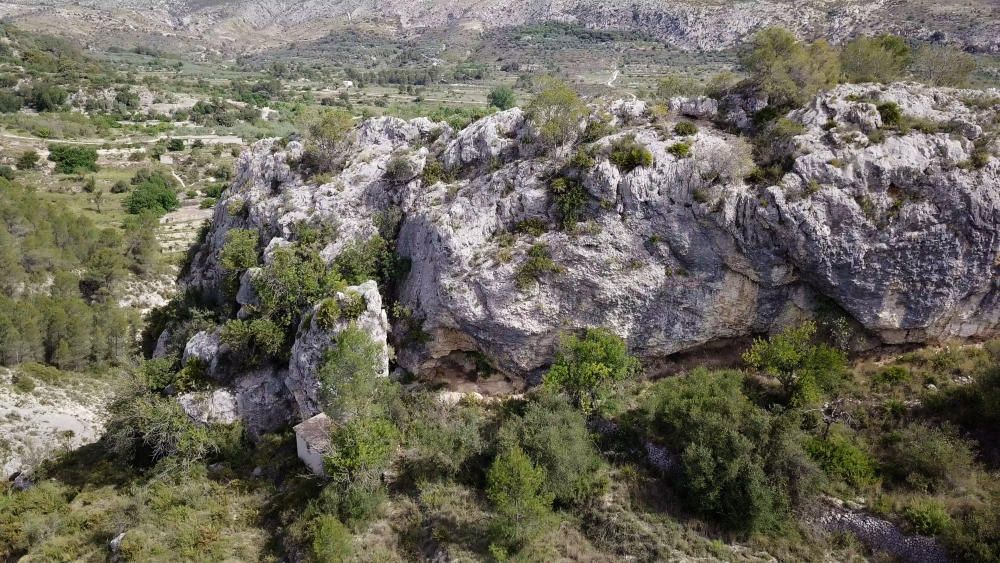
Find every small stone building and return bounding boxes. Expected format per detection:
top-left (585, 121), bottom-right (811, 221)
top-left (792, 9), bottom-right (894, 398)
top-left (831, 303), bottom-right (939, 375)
top-left (293, 413), bottom-right (334, 476)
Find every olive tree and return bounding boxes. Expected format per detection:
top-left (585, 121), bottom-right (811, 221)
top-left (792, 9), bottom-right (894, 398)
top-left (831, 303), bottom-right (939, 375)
top-left (526, 79), bottom-right (588, 149)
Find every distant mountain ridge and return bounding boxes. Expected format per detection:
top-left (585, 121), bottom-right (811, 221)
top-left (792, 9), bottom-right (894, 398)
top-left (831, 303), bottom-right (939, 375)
top-left (0, 0), bottom-right (997, 55)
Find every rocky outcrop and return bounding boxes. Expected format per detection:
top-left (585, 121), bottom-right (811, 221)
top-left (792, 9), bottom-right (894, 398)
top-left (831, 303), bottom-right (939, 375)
top-left (181, 329), bottom-right (225, 379)
top-left (179, 82), bottom-right (999, 389)
top-left (177, 388), bottom-right (239, 425)
top-left (176, 366), bottom-right (293, 436)
top-left (287, 281), bottom-right (391, 419)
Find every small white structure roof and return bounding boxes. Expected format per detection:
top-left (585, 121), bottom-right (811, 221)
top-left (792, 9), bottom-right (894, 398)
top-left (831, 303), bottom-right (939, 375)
top-left (293, 413), bottom-right (334, 476)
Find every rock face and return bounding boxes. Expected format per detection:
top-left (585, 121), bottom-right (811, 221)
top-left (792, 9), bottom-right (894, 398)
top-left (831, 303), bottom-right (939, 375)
top-left (287, 281), bottom-right (391, 419)
top-left (176, 366), bottom-right (294, 436)
top-left (14, 0), bottom-right (1000, 55)
top-left (182, 329), bottom-right (225, 380)
top-left (179, 82), bottom-right (1000, 392)
top-left (177, 389), bottom-right (239, 425)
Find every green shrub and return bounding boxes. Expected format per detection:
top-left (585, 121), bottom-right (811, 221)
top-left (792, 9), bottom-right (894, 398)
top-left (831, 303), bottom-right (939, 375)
top-left (673, 121), bottom-right (699, 136)
top-left (881, 423), bottom-right (976, 492)
top-left (667, 142), bottom-right (691, 158)
top-left (332, 234), bottom-right (402, 289)
top-left (220, 318), bottom-right (286, 364)
top-left (643, 369), bottom-right (822, 532)
top-left (173, 358), bottom-right (211, 392)
top-left (515, 217), bottom-right (549, 237)
top-left (581, 119), bottom-right (615, 143)
top-left (550, 177), bottom-right (588, 229)
top-left (609, 136), bottom-right (654, 174)
top-left (385, 155), bottom-right (415, 183)
top-left (526, 78), bottom-right (588, 148)
top-left (311, 514), bottom-right (353, 561)
top-left (505, 393), bottom-right (608, 504)
top-left (914, 44), bottom-right (976, 87)
top-left (656, 75), bottom-right (703, 99)
top-left (486, 444), bottom-right (554, 553)
top-left (399, 394), bottom-right (488, 482)
top-left (124, 175), bottom-right (179, 215)
top-left (739, 27), bottom-right (840, 107)
top-left (488, 85), bottom-right (517, 110)
top-left (325, 416), bottom-right (400, 486)
top-left (48, 144), bottom-right (98, 174)
top-left (253, 245), bottom-right (344, 330)
top-left (944, 497), bottom-right (1000, 563)
top-left (340, 290), bottom-right (367, 320)
top-left (16, 150), bottom-right (38, 170)
top-left (12, 372), bottom-right (35, 393)
top-left (805, 433), bottom-right (876, 487)
top-left (0, 89), bottom-right (22, 113)
top-left (314, 298), bottom-right (343, 331)
top-left (167, 138), bottom-right (185, 152)
top-left (543, 328), bottom-right (639, 413)
top-left (421, 158), bottom-right (449, 185)
top-left (515, 244), bottom-right (560, 289)
top-left (304, 109), bottom-right (354, 175)
top-left (106, 384), bottom-right (242, 464)
top-left (874, 365), bottom-right (910, 385)
top-left (904, 499), bottom-right (952, 536)
top-left (569, 146), bottom-right (597, 169)
top-left (318, 325), bottom-right (391, 421)
top-left (877, 102), bottom-right (903, 127)
top-left (219, 228), bottom-right (259, 298)
top-left (841, 35), bottom-right (911, 83)
top-left (220, 229), bottom-right (259, 278)
top-left (0, 166), bottom-right (14, 181)
top-left (930, 364), bottom-right (1000, 431)
top-left (25, 82), bottom-right (67, 112)
top-left (140, 357), bottom-right (177, 390)
top-left (743, 321), bottom-right (847, 404)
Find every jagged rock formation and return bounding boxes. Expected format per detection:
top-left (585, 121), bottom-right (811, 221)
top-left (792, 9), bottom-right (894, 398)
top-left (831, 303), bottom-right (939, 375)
top-left (175, 82), bottom-right (999, 422)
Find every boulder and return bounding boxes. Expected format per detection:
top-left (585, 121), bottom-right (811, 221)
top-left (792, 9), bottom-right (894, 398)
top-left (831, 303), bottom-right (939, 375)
top-left (181, 329), bottom-right (226, 380)
top-left (177, 389), bottom-right (239, 425)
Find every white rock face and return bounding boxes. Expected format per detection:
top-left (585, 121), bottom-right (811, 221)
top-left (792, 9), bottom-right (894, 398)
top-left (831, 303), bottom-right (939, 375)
top-left (287, 281), bottom-right (391, 419)
top-left (176, 366), bottom-right (294, 436)
top-left (179, 83), bottom-right (1000, 387)
top-left (177, 388), bottom-right (239, 425)
top-left (181, 329), bottom-right (225, 380)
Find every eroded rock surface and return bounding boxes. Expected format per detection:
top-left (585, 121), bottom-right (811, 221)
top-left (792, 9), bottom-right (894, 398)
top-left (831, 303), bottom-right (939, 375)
top-left (178, 82), bottom-right (1000, 396)
top-left (287, 281), bottom-right (391, 419)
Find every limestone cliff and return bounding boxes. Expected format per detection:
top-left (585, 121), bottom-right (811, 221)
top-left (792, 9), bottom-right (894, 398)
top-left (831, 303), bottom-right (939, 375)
top-left (175, 82), bottom-right (999, 426)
